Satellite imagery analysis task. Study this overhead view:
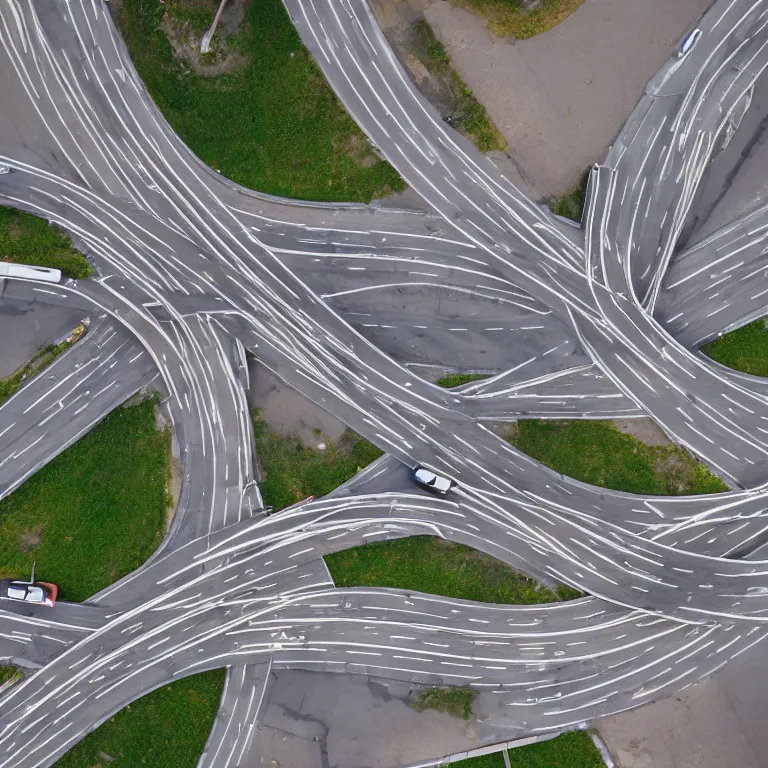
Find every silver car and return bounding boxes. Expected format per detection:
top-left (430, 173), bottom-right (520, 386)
top-left (413, 466), bottom-right (454, 495)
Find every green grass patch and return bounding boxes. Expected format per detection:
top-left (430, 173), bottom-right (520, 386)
top-left (0, 665), bottom-right (21, 685)
top-left (453, 730), bottom-right (604, 767)
top-left (702, 318), bottom-right (768, 377)
top-left (436, 373), bottom-right (489, 388)
top-left (551, 184), bottom-right (585, 223)
top-left (413, 685), bottom-right (477, 719)
top-left (115, 0), bottom-right (404, 202)
top-left (326, 536), bottom-right (580, 602)
top-left (0, 399), bottom-right (170, 601)
top-left (414, 21), bottom-right (506, 153)
top-left (549, 168), bottom-right (591, 223)
top-left (451, 0), bottom-right (585, 39)
top-left (509, 420), bottom-right (727, 496)
top-left (254, 413), bottom-right (383, 512)
top-left (0, 207), bottom-right (92, 279)
top-left (54, 669), bottom-right (225, 768)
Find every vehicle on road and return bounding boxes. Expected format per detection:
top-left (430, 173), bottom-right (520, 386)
top-left (413, 466), bottom-right (454, 495)
top-left (678, 28), bottom-right (702, 59)
top-left (0, 563), bottom-right (58, 607)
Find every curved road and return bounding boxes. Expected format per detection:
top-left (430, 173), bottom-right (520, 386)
top-left (1, 0), bottom-right (768, 766)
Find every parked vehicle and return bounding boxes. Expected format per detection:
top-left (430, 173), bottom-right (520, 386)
top-left (413, 466), bottom-right (454, 495)
top-left (0, 563), bottom-right (58, 607)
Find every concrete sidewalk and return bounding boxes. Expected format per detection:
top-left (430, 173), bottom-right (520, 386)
top-left (598, 639), bottom-right (768, 768)
top-left (423, 0), bottom-right (712, 196)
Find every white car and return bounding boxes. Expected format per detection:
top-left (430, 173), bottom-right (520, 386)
top-left (678, 29), bottom-right (701, 59)
top-left (413, 466), bottom-right (454, 495)
top-left (0, 563), bottom-right (58, 608)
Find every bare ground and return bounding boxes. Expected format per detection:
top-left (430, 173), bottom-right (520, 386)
top-left (159, 0), bottom-right (248, 77)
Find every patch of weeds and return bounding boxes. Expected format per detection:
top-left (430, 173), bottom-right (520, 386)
top-left (414, 20), bottom-right (506, 152)
top-left (702, 317), bottom-right (768, 377)
top-left (0, 207), bottom-right (92, 279)
top-left (54, 669), bottom-right (226, 768)
top-left (0, 324), bottom-right (86, 408)
top-left (253, 412), bottom-right (383, 511)
top-left (451, 0), bottom-right (585, 40)
top-left (163, 0), bottom-right (216, 34)
top-left (0, 399), bottom-right (169, 600)
top-left (549, 168), bottom-right (590, 223)
top-left (511, 420), bottom-right (727, 495)
top-left (551, 184), bottom-right (585, 222)
top-left (0, 666), bottom-right (22, 686)
top-left (436, 373), bottom-right (489, 388)
top-left (412, 685), bottom-right (477, 719)
top-left (115, 0), bottom-right (404, 202)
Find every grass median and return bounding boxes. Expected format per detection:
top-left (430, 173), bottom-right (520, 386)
top-left (0, 207), bottom-right (92, 279)
top-left (114, 0), bottom-right (404, 202)
top-left (435, 373), bottom-right (489, 388)
top-left (508, 420), bottom-right (727, 496)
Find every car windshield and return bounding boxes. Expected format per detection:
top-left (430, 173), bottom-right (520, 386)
top-left (25, 586), bottom-right (45, 602)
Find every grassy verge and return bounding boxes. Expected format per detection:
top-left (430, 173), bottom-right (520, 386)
top-left (453, 730), bottom-right (604, 767)
top-left (253, 414), bottom-right (384, 511)
top-left (0, 398), bottom-right (170, 601)
top-left (413, 686), bottom-right (477, 719)
top-left (702, 318), bottom-right (768, 377)
top-left (0, 207), bottom-right (92, 279)
top-left (115, 0), bottom-right (404, 202)
top-left (509, 420), bottom-right (727, 495)
top-left (436, 373), bottom-right (489, 388)
top-left (414, 21), bottom-right (506, 152)
top-left (54, 669), bottom-right (226, 768)
top-left (327, 536), bottom-right (580, 603)
top-left (452, 0), bottom-right (585, 39)
top-left (0, 325), bottom-right (86, 408)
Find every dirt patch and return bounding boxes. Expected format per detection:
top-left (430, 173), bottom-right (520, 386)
top-left (339, 134), bottom-right (379, 169)
top-left (248, 359), bottom-right (346, 448)
top-left (652, 450), bottom-right (702, 495)
top-left (18, 523), bottom-right (45, 554)
top-left (159, 0), bottom-right (248, 77)
top-left (614, 417), bottom-right (671, 447)
top-left (153, 402), bottom-right (181, 532)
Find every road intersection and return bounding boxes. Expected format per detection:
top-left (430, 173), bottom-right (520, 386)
top-left (2, 0), bottom-right (768, 765)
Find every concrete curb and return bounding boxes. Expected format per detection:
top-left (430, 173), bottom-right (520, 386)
top-left (590, 731), bottom-right (617, 768)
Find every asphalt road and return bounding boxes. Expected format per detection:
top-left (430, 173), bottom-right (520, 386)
top-left (1, 0), bottom-right (768, 766)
